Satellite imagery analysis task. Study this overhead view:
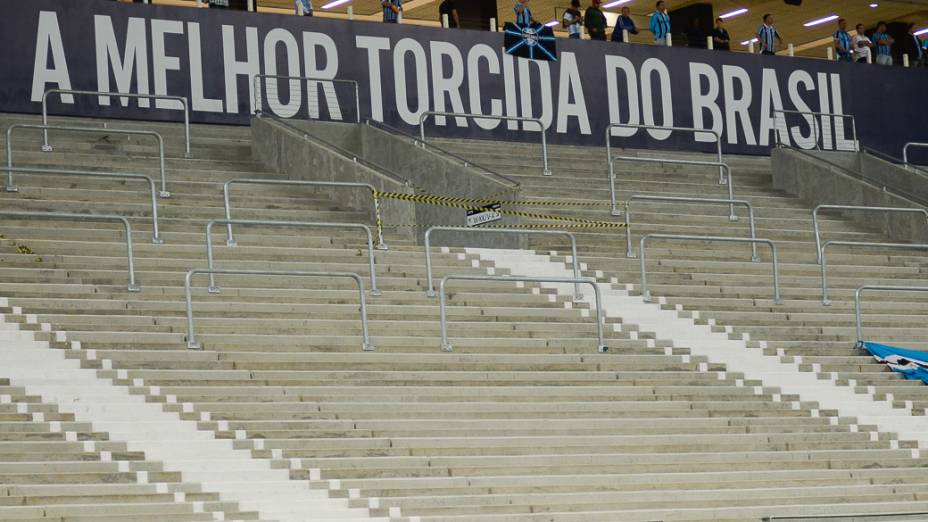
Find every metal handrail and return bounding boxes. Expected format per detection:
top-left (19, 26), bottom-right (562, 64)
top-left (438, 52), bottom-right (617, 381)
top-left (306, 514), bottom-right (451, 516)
top-left (820, 241), bottom-right (928, 305)
top-left (184, 268), bottom-right (372, 351)
top-left (419, 111), bottom-right (551, 176)
top-left (772, 109), bottom-right (858, 152)
top-left (766, 511), bottom-right (928, 521)
top-left (610, 156), bottom-right (736, 219)
top-left (222, 178), bottom-right (387, 250)
top-left (364, 119), bottom-right (520, 190)
top-left (623, 196), bottom-right (758, 261)
top-left (0, 166), bottom-right (163, 244)
top-left (42, 89), bottom-right (190, 158)
top-left (813, 205), bottom-right (928, 264)
top-left (423, 227), bottom-right (583, 299)
top-left (0, 211), bottom-right (139, 292)
top-left (605, 123), bottom-right (726, 186)
top-left (204, 219), bottom-right (380, 296)
top-left (438, 274), bottom-right (606, 353)
top-left (6, 124), bottom-right (169, 198)
top-left (904, 142), bottom-right (928, 170)
top-left (639, 234), bottom-right (782, 304)
top-left (253, 74), bottom-right (360, 123)
top-left (855, 285), bottom-right (928, 348)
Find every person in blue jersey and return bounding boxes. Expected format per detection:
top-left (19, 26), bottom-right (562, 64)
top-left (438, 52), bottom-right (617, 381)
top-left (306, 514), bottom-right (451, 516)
top-left (514, 0), bottom-right (536, 25)
top-left (872, 21), bottom-right (895, 65)
top-left (611, 6), bottom-right (638, 42)
top-left (382, 0), bottom-right (402, 23)
top-left (295, 0), bottom-right (313, 16)
top-left (756, 13), bottom-right (782, 56)
top-left (834, 18), bottom-right (852, 62)
top-left (649, 1), bottom-right (671, 46)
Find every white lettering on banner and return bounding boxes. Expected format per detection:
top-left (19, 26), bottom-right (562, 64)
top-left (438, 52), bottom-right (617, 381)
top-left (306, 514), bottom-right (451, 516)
top-left (222, 25), bottom-right (260, 114)
top-left (831, 74), bottom-right (854, 151)
top-left (31, 11), bottom-right (72, 104)
top-left (151, 19), bottom-right (184, 110)
top-left (722, 65), bottom-right (755, 146)
top-left (429, 41), bottom-right (467, 127)
top-left (262, 28), bottom-right (301, 118)
top-left (501, 52), bottom-right (519, 131)
top-left (302, 32), bottom-right (342, 121)
top-left (95, 15), bottom-right (150, 107)
top-left (787, 70), bottom-right (816, 149)
top-left (555, 52), bottom-right (590, 135)
top-left (689, 62), bottom-right (722, 143)
top-left (605, 55), bottom-right (640, 137)
top-left (355, 36), bottom-right (390, 122)
top-left (816, 72), bottom-right (832, 150)
top-left (758, 68), bottom-right (786, 147)
top-left (466, 44), bottom-right (503, 131)
top-left (517, 58), bottom-right (553, 131)
top-left (640, 58), bottom-right (673, 140)
top-left (394, 38), bottom-right (429, 125)
top-left (187, 22), bottom-right (223, 113)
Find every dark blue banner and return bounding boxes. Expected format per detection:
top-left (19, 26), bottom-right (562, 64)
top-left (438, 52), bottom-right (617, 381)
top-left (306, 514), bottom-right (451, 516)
top-left (1, 0), bottom-right (926, 157)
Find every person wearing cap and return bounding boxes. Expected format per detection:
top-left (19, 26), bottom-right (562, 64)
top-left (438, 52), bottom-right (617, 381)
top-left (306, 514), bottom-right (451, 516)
top-left (585, 0), bottom-right (608, 41)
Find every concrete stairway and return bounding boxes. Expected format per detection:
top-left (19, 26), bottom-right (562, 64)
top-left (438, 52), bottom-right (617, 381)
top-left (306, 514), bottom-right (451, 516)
top-left (0, 114), bottom-right (926, 521)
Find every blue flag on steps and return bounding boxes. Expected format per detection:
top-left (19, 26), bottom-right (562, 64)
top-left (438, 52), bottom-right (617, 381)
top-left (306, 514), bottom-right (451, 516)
top-left (862, 342), bottom-right (928, 384)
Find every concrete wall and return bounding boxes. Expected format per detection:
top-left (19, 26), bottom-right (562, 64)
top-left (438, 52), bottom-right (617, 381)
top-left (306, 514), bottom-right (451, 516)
top-left (858, 153), bottom-right (928, 205)
top-left (253, 117), bottom-right (525, 249)
top-left (772, 148), bottom-right (928, 244)
top-left (251, 117), bottom-right (416, 243)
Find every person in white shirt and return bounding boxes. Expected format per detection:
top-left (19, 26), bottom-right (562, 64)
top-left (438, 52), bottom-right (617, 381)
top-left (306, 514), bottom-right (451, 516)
top-left (853, 24), bottom-right (873, 63)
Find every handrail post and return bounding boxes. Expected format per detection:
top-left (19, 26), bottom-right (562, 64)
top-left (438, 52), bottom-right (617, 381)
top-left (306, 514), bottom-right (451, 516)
top-left (821, 240), bottom-right (928, 306)
top-left (605, 127), bottom-right (620, 216)
top-left (5, 127), bottom-right (16, 193)
top-left (185, 268), bottom-right (373, 351)
top-left (904, 142), bottom-right (928, 171)
top-left (605, 123), bottom-right (725, 189)
top-left (439, 274), bottom-right (606, 353)
top-left (814, 206), bottom-right (928, 264)
top-left (855, 285), bottom-right (928, 348)
top-left (640, 234), bottom-right (781, 304)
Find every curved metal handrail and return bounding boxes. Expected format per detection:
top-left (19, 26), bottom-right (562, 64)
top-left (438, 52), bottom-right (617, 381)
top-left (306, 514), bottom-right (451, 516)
top-left (813, 205), bottom-right (928, 264)
top-left (855, 285), bottom-right (928, 348)
top-left (605, 123), bottom-right (726, 185)
top-left (903, 142), bottom-right (928, 171)
top-left (772, 109), bottom-right (858, 152)
top-left (42, 88), bottom-right (190, 158)
top-left (184, 268), bottom-right (372, 351)
top-left (222, 178), bottom-right (387, 250)
top-left (639, 234), bottom-right (782, 304)
top-left (419, 111), bottom-right (551, 176)
top-left (610, 156), bottom-right (736, 219)
top-left (253, 74), bottom-right (360, 123)
top-left (6, 123), bottom-right (170, 198)
top-left (423, 226), bottom-right (582, 299)
top-left (624, 195), bottom-right (757, 260)
top-left (204, 219), bottom-right (380, 296)
top-left (438, 274), bottom-right (606, 353)
top-left (0, 166), bottom-right (163, 244)
top-left (0, 211), bottom-right (139, 292)
top-left (820, 240), bottom-right (928, 305)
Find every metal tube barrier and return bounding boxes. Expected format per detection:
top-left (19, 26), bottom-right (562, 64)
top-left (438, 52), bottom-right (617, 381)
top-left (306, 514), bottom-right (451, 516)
top-left (253, 75), bottom-right (361, 123)
top-left (222, 179), bottom-right (387, 250)
top-left (623, 195), bottom-right (758, 261)
top-left (820, 241), bottom-right (928, 306)
top-left (204, 219), bottom-right (380, 296)
top-left (772, 109), bottom-right (858, 152)
top-left (605, 123), bottom-right (726, 186)
top-left (7, 124), bottom-right (170, 198)
top-left (855, 286), bottom-right (928, 348)
top-left (766, 511), bottom-right (928, 522)
top-left (184, 268), bottom-right (372, 351)
top-left (610, 156), bottom-right (736, 220)
top-left (42, 89), bottom-right (190, 158)
top-left (0, 211), bottom-right (139, 292)
top-left (903, 142), bottom-right (928, 170)
top-left (419, 112), bottom-right (551, 176)
top-left (0, 166), bottom-right (163, 244)
top-left (438, 274), bottom-right (606, 353)
top-left (423, 227), bottom-right (583, 300)
top-left (813, 205), bottom-right (928, 264)
top-left (640, 234), bottom-right (782, 304)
